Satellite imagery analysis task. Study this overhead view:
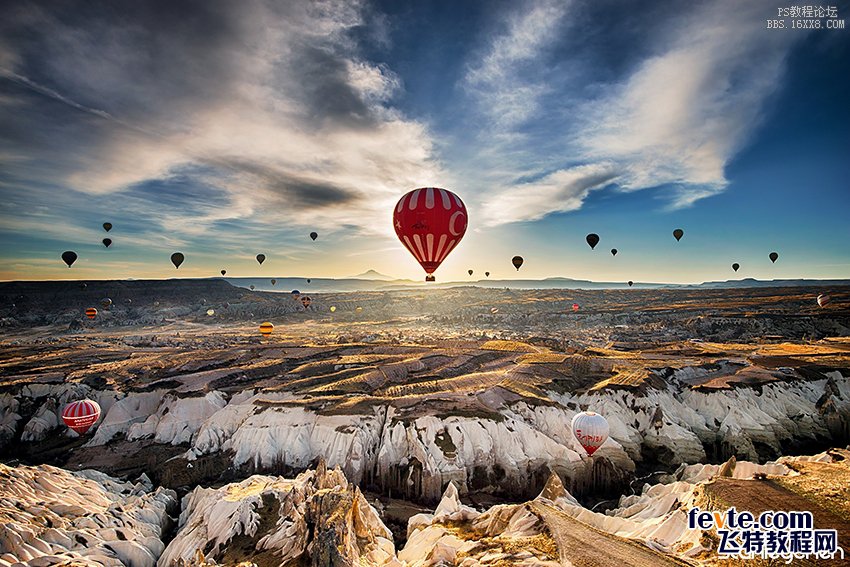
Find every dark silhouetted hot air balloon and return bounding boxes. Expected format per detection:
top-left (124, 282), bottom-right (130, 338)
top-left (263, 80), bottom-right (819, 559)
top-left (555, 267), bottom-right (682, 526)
top-left (301, 296), bottom-right (311, 308)
top-left (393, 187), bottom-right (468, 281)
top-left (85, 307), bottom-right (97, 319)
top-left (512, 256), bottom-right (523, 270)
top-left (171, 252), bottom-right (184, 269)
top-left (221, 269), bottom-right (227, 276)
top-left (79, 282), bottom-right (87, 290)
top-left (256, 254), bottom-right (265, 265)
top-left (101, 298), bottom-right (112, 309)
top-left (572, 411), bottom-right (608, 456)
top-left (62, 399), bottom-right (101, 434)
top-left (610, 248), bottom-right (617, 256)
top-left (769, 252), bottom-right (779, 263)
top-left (586, 234), bottom-right (599, 249)
top-left (271, 279), bottom-right (276, 285)
top-left (310, 232), bottom-right (318, 241)
top-left (673, 229), bottom-right (684, 241)
top-left (102, 238), bottom-right (112, 248)
top-left (125, 298), bottom-right (132, 305)
top-left (307, 279), bottom-right (311, 283)
top-left (468, 269), bottom-right (473, 276)
top-left (291, 290), bottom-right (300, 299)
top-left (62, 251), bottom-right (77, 267)
top-left (817, 294), bottom-right (830, 308)
top-left (572, 303), bottom-right (579, 312)
top-left (103, 223), bottom-right (112, 232)
top-left (628, 281), bottom-right (634, 287)
top-left (485, 272), bottom-right (490, 277)
top-left (259, 322), bottom-right (274, 336)
top-left (732, 263), bottom-right (740, 272)
top-left (249, 285), bottom-right (255, 290)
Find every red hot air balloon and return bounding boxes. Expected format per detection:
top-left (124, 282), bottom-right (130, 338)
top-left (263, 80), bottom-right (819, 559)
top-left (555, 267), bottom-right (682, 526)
top-left (393, 188), bottom-right (467, 281)
top-left (571, 411), bottom-right (609, 456)
top-left (62, 399), bottom-right (101, 434)
top-left (572, 303), bottom-right (579, 312)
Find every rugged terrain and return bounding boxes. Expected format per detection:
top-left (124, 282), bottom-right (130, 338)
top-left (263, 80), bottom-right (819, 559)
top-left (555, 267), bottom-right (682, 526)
top-left (0, 281), bottom-right (848, 565)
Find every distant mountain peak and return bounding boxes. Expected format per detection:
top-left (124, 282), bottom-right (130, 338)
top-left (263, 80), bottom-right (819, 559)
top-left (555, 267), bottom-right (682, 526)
top-left (351, 269), bottom-right (395, 280)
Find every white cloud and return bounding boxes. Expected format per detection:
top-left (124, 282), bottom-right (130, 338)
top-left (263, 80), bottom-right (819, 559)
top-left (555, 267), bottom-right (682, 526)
top-left (481, 163), bottom-right (619, 225)
top-left (465, 0), bottom-right (569, 130)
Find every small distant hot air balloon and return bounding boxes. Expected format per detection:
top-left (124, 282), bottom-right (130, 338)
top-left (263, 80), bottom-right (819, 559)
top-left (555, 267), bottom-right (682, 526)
top-left (490, 307), bottom-right (499, 314)
top-left (330, 306), bottom-right (337, 312)
top-left (256, 254), bottom-right (266, 265)
top-left (301, 296), bottom-right (312, 308)
top-left (101, 298), bottom-right (112, 309)
top-left (512, 256), bottom-right (523, 270)
top-left (221, 269), bottom-right (227, 276)
top-left (485, 272), bottom-right (490, 277)
top-left (769, 252), bottom-right (779, 263)
top-left (571, 411), bottom-right (609, 456)
top-left (85, 307), bottom-right (97, 319)
top-left (393, 187), bottom-right (468, 281)
top-left (307, 279), bottom-right (311, 283)
top-left (468, 269), bottom-right (473, 276)
top-left (250, 285), bottom-right (255, 290)
top-left (355, 306), bottom-right (363, 313)
top-left (586, 234), bottom-right (600, 250)
top-left (102, 238), bottom-right (112, 248)
top-left (628, 281), bottom-right (634, 287)
top-left (673, 229), bottom-right (684, 241)
top-left (103, 223), bottom-right (112, 232)
top-left (259, 322), bottom-right (274, 336)
top-left (732, 263), bottom-right (740, 272)
top-left (171, 252), bottom-right (184, 269)
top-left (271, 279), bottom-right (276, 286)
top-left (310, 232), bottom-right (318, 241)
top-left (125, 298), bottom-right (132, 305)
top-left (79, 282), bottom-right (87, 290)
top-left (206, 309), bottom-right (215, 316)
top-left (610, 249), bottom-right (617, 256)
top-left (817, 294), bottom-right (830, 308)
top-left (572, 303), bottom-right (579, 312)
top-left (62, 251), bottom-right (77, 268)
top-left (291, 290), bottom-right (300, 299)
top-left (62, 399), bottom-right (101, 435)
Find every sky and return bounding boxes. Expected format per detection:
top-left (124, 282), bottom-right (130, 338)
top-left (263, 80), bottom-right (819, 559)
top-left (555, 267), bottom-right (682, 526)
top-left (1, 0), bottom-right (848, 284)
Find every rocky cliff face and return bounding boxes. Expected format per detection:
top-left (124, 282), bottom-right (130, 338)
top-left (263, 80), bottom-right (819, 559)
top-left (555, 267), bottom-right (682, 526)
top-left (0, 464), bottom-right (176, 567)
top-left (159, 460), bottom-right (398, 567)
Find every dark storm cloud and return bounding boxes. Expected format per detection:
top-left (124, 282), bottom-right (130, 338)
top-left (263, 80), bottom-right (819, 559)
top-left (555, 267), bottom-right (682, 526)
top-left (209, 157), bottom-right (359, 209)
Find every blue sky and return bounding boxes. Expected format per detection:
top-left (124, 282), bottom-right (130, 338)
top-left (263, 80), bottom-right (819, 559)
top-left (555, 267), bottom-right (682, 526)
top-left (1, 0), bottom-right (848, 283)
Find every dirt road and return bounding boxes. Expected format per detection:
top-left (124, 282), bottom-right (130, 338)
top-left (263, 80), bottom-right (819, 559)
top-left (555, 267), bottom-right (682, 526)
top-left (529, 501), bottom-right (693, 567)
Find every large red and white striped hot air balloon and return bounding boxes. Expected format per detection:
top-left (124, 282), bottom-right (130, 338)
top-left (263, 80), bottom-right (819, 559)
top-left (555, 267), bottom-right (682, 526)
top-left (817, 294), bottom-right (831, 308)
top-left (571, 411), bottom-right (609, 456)
top-left (62, 399), bottom-right (101, 435)
top-left (393, 188), bottom-right (467, 282)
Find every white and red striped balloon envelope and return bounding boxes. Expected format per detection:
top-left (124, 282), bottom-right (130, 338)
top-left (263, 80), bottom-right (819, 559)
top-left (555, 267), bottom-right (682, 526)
top-left (571, 411), bottom-right (609, 456)
top-left (817, 294), bottom-right (830, 308)
top-left (393, 188), bottom-right (467, 281)
top-left (62, 399), bottom-right (101, 435)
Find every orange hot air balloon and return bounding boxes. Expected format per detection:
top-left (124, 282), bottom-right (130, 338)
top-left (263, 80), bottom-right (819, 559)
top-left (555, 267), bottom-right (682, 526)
top-left (62, 399), bottom-right (101, 434)
top-left (259, 322), bottom-right (274, 336)
top-left (393, 188), bottom-right (468, 281)
top-left (85, 307), bottom-right (97, 319)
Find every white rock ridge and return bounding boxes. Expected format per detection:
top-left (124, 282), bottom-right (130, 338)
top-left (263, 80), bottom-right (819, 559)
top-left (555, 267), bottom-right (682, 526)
top-left (0, 464), bottom-right (176, 567)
